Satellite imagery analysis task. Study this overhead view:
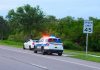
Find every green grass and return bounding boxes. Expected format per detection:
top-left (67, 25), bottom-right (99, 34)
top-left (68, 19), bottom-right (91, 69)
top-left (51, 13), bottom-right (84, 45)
top-left (72, 54), bottom-right (100, 62)
top-left (0, 40), bottom-right (23, 48)
top-left (0, 40), bottom-right (100, 63)
top-left (64, 49), bottom-right (100, 63)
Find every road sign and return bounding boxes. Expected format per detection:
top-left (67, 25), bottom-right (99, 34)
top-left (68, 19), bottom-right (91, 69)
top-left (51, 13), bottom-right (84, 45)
top-left (83, 20), bottom-right (93, 56)
top-left (83, 20), bottom-right (93, 33)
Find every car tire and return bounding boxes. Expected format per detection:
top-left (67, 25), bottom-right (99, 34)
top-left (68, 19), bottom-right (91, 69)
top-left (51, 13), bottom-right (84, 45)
top-left (41, 47), bottom-right (46, 55)
top-left (23, 45), bottom-right (26, 49)
top-left (34, 46), bottom-right (37, 53)
top-left (29, 46), bottom-right (32, 50)
top-left (48, 52), bottom-right (52, 55)
top-left (34, 50), bottom-right (37, 53)
top-left (58, 52), bottom-right (62, 56)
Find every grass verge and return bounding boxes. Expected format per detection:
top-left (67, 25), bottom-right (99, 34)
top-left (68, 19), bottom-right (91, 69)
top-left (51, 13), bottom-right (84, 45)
top-left (64, 49), bottom-right (100, 63)
top-left (0, 40), bottom-right (23, 48)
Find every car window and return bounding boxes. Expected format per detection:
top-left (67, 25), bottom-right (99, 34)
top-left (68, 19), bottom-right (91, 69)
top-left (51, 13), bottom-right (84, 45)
top-left (39, 39), bottom-right (43, 42)
top-left (48, 38), bottom-right (62, 43)
top-left (33, 40), bottom-right (38, 42)
top-left (56, 39), bottom-right (62, 43)
top-left (25, 39), bottom-right (29, 42)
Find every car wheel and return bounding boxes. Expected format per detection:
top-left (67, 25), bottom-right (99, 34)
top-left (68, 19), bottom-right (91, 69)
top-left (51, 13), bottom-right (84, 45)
top-left (23, 45), bottom-right (26, 49)
top-left (29, 46), bottom-right (32, 50)
top-left (34, 50), bottom-right (37, 53)
top-left (34, 46), bottom-right (37, 53)
top-left (58, 52), bottom-right (62, 56)
top-left (48, 52), bottom-right (52, 55)
top-left (41, 47), bottom-right (46, 55)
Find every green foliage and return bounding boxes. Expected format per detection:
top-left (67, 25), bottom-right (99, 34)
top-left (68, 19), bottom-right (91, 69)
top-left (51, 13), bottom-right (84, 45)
top-left (89, 22), bottom-right (100, 51)
top-left (0, 16), bottom-right (10, 39)
top-left (0, 4), bottom-right (99, 52)
top-left (7, 4), bottom-right (44, 36)
top-left (8, 32), bottom-right (26, 42)
top-left (63, 40), bottom-right (82, 50)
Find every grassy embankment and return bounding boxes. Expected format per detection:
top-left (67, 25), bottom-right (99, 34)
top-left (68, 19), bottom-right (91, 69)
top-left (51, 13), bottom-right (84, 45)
top-left (64, 50), bottom-right (100, 63)
top-left (0, 40), bottom-right (22, 48)
top-left (0, 40), bottom-right (100, 63)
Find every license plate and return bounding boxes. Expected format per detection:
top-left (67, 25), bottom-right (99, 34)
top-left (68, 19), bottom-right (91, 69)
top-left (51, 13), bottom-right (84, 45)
top-left (55, 47), bottom-right (57, 48)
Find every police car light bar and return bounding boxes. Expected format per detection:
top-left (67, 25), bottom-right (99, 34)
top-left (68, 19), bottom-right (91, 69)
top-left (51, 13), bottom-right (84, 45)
top-left (50, 34), bottom-right (56, 38)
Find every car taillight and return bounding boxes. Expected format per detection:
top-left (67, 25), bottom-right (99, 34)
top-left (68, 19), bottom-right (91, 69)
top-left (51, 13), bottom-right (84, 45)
top-left (32, 42), bottom-right (34, 45)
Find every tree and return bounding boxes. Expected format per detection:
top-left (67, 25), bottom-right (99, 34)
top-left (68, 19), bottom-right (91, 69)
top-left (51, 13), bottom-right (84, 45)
top-left (0, 16), bottom-right (9, 39)
top-left (7, 4), bottom-right (44, 38)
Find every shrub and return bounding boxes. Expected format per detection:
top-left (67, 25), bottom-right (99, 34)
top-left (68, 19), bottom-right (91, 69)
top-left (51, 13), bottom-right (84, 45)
top-left (63, 40), bottom-right (82, 50)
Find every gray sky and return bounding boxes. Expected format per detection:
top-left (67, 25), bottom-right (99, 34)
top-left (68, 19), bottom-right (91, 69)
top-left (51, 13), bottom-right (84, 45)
top-left (0, 0), bottom-right (100, 19)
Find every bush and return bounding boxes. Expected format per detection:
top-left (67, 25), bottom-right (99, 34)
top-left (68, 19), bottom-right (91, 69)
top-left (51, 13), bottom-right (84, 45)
top-left (89, 40), bottom-right (100, 51)
top-left (63, 40), bottom-right (82, 50)
top-left (8, 33), bottom-right (26, 42)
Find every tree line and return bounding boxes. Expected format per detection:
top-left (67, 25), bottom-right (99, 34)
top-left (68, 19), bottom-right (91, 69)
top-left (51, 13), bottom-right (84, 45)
top-left (0, 4), bottom-right (100, 51)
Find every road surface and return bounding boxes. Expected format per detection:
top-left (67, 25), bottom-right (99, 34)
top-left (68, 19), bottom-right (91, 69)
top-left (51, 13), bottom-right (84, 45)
top-left (0, 45), bottom-right (100, 70)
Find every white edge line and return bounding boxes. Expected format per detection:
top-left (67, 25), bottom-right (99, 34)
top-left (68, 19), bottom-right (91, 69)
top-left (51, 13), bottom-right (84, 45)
top-left (88, 54), bottom-right (100, 58)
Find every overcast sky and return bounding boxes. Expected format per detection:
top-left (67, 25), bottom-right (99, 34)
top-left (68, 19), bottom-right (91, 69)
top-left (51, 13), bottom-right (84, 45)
top-left (0, 0), bottom-right (100, 19)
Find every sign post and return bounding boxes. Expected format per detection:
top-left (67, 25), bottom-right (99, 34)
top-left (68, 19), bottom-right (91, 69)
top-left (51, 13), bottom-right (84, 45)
top-left (83, 20), bottom-right (93, 55)
top-left (86, 33), bottom-right (88, 55)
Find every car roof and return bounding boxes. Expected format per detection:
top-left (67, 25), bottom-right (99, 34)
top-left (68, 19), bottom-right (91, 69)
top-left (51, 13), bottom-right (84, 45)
top-left (40, 37), bottom-right (60, 39)
top-left (33, 40), bottom-right (38, 41)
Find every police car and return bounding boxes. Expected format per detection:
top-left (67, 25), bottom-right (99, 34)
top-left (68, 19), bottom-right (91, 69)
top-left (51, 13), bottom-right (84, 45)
top-left (23, 39), bottom-right (38, 50)
top-left (34, 35), bottom-right (63, 56)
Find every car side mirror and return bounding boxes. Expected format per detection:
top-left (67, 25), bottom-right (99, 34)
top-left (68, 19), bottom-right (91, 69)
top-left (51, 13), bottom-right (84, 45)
top-left (36, 41), bottom-right (39, 42)
top-left (24, 40), bottom-right (28, 42)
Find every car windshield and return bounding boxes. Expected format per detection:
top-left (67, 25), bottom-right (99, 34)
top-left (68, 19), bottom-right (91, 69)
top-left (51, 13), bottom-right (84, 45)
top-left (48, 38), bottom-right (62, 43)
top-left (33, 40), bottom-right (38, 42)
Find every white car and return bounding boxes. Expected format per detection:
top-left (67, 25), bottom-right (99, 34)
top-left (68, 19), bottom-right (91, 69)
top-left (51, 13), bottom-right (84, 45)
top-left (23, 39), bottom-right (38, 50)
top-left (34, 35), bottom-right (63, 56)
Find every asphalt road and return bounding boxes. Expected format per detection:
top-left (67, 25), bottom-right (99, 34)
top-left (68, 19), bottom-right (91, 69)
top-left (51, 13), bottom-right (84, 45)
top-left (0, 45), bottom-right (100, 70)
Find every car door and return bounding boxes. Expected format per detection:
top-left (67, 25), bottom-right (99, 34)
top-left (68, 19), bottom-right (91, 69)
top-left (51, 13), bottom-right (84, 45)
top-left (37, 39), bottom-right (43, 50)
top-left (24, 40), bottom-right (29, 49)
